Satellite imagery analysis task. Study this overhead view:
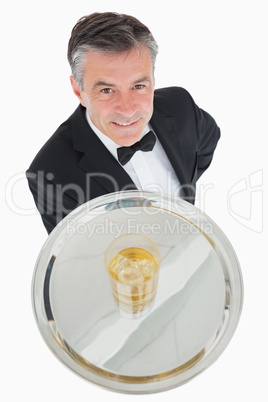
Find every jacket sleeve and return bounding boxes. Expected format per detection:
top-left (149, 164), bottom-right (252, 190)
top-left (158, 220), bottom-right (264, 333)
top-left (194, 105), bottom-right (221, 180)
top-left (26, 168), bottom-right (79, 234)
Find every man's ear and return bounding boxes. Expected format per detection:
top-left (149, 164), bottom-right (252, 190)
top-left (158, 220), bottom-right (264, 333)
top-left (70, 76), bottom-right (86, 107)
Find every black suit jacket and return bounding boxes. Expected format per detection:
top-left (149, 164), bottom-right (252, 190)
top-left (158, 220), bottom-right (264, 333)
top-left (26, 87), bottom-right (220, 233)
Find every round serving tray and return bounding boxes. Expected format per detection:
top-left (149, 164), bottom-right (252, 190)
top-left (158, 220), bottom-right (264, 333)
top-left (32, 191), bottom-right (243, 393)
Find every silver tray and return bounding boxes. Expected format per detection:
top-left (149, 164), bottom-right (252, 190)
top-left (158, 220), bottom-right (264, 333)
top-left (32, 191), bottom-right (243, 393)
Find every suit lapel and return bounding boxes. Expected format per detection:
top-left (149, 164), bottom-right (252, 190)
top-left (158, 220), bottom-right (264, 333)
top-left (78, 147), bottom-right (137, 193)
top-left (71, 105), bottom-right (136, 193)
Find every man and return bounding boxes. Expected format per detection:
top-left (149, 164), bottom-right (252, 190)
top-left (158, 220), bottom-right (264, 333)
top-left (26, 12), bottom-right (220, 234)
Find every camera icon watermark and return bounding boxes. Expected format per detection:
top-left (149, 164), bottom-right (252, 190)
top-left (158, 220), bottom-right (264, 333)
top-left (227, 169), bottom-right (263, 233)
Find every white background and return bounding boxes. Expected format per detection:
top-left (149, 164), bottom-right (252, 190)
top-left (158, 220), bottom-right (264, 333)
top-left (2, 0), bottom-right (267, 400)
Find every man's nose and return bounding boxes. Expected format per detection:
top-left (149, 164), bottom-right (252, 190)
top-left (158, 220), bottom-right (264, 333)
top-left (115, 92), bottom-right (137, 117)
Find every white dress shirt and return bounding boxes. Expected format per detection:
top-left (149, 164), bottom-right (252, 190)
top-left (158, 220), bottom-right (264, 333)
top-left (86, 112), bottom-right (181, 197)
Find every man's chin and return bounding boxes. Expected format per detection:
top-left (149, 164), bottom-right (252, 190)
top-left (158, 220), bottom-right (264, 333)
top-left (114, 133), bottom-right (143, 147)
top-left (108, 126), bottom-right (144, 146)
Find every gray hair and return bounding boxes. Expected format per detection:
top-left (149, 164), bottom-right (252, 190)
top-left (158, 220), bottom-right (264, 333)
top-left (67, 12), bottom-right (159, 89)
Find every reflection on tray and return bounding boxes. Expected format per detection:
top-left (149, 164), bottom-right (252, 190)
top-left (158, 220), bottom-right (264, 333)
top-left (45, 232), bottom-right (225, 377)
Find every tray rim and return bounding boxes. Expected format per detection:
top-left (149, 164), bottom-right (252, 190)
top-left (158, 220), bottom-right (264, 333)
top-left (32, 190), bottom-right (244, 394)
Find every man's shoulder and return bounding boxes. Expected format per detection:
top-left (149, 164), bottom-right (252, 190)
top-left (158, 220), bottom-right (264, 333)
top-left (154, 86), bottom-right (193, 100)
top-left (153, 86), bottom-right (195, 113)
top-left (28, 105), bottom-right (84, 172)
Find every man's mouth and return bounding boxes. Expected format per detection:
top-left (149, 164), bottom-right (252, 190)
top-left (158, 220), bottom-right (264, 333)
top-left (115, 122), bottom-right (133, 126)
top-left (112, 119), bottom-right (140, 127)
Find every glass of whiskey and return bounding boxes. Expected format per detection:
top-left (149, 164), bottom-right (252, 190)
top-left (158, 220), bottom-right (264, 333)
top-left (105, 234), bottom-right (161, 319)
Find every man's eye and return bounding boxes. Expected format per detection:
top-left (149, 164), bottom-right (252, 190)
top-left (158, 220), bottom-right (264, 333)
top-left (133, 84), bottom-right (145, 89)
top-left (100, 88), bottom-right (113, 94)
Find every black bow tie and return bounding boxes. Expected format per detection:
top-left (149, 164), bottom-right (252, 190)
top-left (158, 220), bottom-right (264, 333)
top-left (117, 131), bottom-right (156, 165)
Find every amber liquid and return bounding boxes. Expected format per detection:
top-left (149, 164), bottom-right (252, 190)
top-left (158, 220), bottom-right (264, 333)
top-left (108, 247), bottom-right (159, 315)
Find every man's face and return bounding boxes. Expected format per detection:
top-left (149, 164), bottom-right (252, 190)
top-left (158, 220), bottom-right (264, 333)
top-left (70, 46), bottom-right (155, 146)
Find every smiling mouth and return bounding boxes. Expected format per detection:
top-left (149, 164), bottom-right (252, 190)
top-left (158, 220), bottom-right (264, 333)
top-left (112, 120), bottom-right (139, 127)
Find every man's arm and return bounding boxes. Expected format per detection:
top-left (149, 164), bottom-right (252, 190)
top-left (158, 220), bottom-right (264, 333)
top-left (26, 169), bottom-right (79, 234)
top-left (194, 105), bottom-right (221, 181)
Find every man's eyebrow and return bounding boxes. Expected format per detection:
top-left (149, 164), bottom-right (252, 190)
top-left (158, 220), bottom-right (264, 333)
top-left (93, 81), bottom-right (115, 89)
top-left (93, 76), bottom-right (153, 90)
top-left (133, 76), bottom-right (152, 84)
